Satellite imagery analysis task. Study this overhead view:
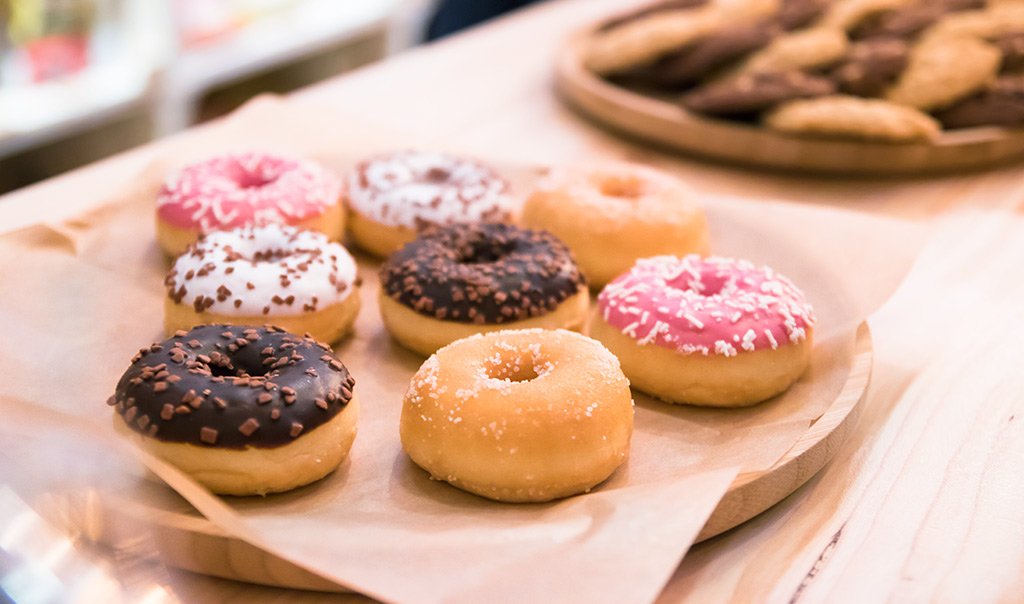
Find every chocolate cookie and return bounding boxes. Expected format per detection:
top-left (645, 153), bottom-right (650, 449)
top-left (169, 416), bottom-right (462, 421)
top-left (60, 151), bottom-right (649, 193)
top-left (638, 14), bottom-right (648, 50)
top-left (996, 32), bottom-right (1024, 73)
top-left (776, 0), bottom-right (828, 31)
top-left (934, 77), bottom-right (1024, 129)
top-left (614, 20), bottom-right (777, 89)
top-left (830, 38), bottom-right (909, 97)
top-left (682, 71), bottom-right (836, 116)
top-left (850, 0), bottom-right (983, 40)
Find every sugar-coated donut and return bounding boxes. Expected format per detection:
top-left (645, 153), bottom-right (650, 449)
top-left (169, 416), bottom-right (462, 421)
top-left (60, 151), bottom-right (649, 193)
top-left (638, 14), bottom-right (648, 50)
top-left (345, 150), bottom-right (516, 257)
top-left (164, 224), bottom-right (360, 344)
top-left (401, 328), bottom-right (633, 502)
top-left (522, 163), bottom-right (710, 288)
top-left (156, 152), bottom-right (343, 257)
top-left (378, 222), bottom-right (589, 356)
top-left (109, 325), bottom-right (358, 495)
top-left (590, 255), bottom-right (815, 407)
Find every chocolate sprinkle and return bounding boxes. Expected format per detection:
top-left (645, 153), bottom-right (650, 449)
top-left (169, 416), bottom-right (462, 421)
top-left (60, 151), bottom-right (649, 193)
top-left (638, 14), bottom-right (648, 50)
top-left (380, 223), bottom-right (585, 324)
top-left (110, 324), bottom-right (355, 449)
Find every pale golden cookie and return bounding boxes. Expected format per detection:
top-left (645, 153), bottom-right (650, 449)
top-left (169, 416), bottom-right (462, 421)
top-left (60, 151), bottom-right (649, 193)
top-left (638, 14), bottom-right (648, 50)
top-left (764, 95), bottom-right (941, 141)
top-left (585, 0), bottom-right (778, 75)
top-left (820, 0), bottom-right (918, 32)
top-left (922, 3), bottom-right (1024, 43)
top-left (885, 37), bottom-right (1000, 111)
top-left (733, 27), bottom-right (850, 75)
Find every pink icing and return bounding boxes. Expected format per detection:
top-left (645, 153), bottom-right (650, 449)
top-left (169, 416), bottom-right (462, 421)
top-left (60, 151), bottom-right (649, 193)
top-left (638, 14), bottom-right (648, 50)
top-left (156, 152), bottom-right (341, 232)
top-left (598, 255), bottom-right (815, 356)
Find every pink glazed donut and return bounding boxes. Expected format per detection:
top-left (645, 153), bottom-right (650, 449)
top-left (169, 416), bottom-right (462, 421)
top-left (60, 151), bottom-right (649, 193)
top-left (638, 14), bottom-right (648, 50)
top-left (589, 254), bottom-right (815, 407)
top-left (155, 152), bottom-right (344, 256)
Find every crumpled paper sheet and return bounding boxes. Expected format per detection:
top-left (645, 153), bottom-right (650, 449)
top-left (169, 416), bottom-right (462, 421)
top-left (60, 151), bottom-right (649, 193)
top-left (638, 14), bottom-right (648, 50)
top-left (0, 96), bottom-right (927, 604)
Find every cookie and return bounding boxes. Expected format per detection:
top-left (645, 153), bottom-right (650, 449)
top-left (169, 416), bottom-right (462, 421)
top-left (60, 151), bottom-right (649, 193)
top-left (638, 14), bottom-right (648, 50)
top-left (585, 6), bottom-right (726, 74)
top-left (615, 20), bottom-right (777, 89)
top-left (996, 32), bottom-right (1024, 73)
top-left (763, 95), bottom-right (941, 141)
top-left (851, 4), bottom-right (949, 40)
top-left (600, 0), bottom-right (710, 32)
top-left (820, 0), bottom-right (918, 32)
top-left (830, 38), bottom-right (909, 97)
top-left (682, 71), bottom-right (836, 115)
top-left (934, 76), bottom-right (1024, 128)
top-left (733, 27), bottom-right (850, 76)
top-left (776, 0), bottom-right (829, 31)
top-left (885, 36), bottom-right (1001, 111)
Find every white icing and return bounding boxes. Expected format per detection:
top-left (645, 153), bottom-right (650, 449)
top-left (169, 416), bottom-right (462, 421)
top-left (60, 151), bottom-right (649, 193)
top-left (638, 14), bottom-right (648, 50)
top-left (346, 150), bottom-right (515, 228)
top-left (166, 224), bottom-right (357, 316)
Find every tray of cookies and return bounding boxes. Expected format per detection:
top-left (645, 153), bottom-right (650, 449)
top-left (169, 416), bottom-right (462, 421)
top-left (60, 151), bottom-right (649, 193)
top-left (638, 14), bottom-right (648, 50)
top-left (557, 0), bottom-right (1024, 174)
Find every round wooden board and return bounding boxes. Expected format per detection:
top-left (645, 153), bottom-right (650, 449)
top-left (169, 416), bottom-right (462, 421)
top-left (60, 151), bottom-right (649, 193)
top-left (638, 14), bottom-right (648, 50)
top-left (556, 30), bottom-right (1024, 175)
top-left (89, 323), bottom-right (872, 593)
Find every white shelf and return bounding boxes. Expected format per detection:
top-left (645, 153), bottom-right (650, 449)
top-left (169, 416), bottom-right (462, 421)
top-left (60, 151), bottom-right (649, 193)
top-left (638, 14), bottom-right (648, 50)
top-left (0, 0), bottom-right (398, 158)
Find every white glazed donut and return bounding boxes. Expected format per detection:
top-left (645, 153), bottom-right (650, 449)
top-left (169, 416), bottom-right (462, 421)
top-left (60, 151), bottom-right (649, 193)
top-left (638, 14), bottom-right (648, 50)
top-left (164, 224), bottom-right (361, 343)
top-left (345, 150), bottom-right (517, 257)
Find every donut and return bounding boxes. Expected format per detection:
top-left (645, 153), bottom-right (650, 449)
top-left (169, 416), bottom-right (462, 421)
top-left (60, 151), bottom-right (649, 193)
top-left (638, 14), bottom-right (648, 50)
top-left (345, 150), bottom-right (516, 258)
top-left (156, 152), bottom-right (343, 257)
top-left (589, 255), bottom-right (815, 407)
top-left (522, 163), bottom-right (710, 289)
top-left (164, 224), bottom-right (360, 344)
top-left (378, 222), bottom-right (589, 356)
top-left (400, 328), bottom-right (633, 502)
top-left (108, 325), bottom-right (358, 495)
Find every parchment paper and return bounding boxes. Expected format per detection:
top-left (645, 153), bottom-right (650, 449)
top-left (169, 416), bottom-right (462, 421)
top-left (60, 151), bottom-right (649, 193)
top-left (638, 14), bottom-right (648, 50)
top-left (0, 97), bottom-right (928, 604)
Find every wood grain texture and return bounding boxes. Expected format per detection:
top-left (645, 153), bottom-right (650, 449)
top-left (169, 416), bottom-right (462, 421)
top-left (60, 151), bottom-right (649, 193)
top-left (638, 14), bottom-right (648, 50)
top-left (555, 30), bottom-right (1024, 175)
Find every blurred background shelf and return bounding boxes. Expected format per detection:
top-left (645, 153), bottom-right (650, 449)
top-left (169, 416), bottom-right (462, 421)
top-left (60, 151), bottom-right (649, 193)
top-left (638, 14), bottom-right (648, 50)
top-left (0, 0), bottom-right (430, 194)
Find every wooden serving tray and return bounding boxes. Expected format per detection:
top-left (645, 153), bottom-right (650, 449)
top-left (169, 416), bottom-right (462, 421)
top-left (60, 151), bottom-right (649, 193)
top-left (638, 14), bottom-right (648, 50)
top-left (555, 30), bottom-right (1024, 175)
top-left (91, 323), bottom-right (872, 592)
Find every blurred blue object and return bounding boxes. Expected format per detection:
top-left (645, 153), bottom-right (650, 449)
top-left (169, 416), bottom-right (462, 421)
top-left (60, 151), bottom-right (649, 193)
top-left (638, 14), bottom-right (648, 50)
top-left (427, 0), bottom-right (543, 40)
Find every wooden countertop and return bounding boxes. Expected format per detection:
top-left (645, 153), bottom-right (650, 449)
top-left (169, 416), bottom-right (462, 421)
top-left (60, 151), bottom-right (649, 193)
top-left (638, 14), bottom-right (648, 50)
top-left (4, 0), bottom-right (1024, 602)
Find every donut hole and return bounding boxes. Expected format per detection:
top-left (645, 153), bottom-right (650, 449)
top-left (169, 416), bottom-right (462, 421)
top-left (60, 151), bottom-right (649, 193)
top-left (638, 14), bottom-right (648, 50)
top-left (667, 267), bottom-right (728, 296)
top-left (227, 160), bottom-right (279, 189)
top-left (456, 240), bottom-right (515, 265)
top-left (597, 174), bottom-right (647, 199)
top-left (483, 348), bottom-right (552, 383)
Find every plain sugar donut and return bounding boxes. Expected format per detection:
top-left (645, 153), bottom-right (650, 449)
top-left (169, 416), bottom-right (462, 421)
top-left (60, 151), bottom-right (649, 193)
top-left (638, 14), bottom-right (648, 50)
top-left (522, 162), bottom-right (710, 288)
top-left (400, 329), bottom-right (634, 502)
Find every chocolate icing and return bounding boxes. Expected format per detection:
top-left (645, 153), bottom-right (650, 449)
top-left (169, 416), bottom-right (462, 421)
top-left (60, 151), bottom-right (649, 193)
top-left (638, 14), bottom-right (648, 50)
top-left (109, 325), bottom-right (354, 449)
top-left (682, 71), bottom-right (835, 117)
top-left (380, 223), bottom-right (585, 325)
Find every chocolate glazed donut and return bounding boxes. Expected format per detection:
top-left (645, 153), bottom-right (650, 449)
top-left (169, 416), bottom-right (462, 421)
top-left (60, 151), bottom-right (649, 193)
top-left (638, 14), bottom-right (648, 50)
top-left (109, 324), bottom-right (354, 448)
top-left (377, 223), bottom-right (591, 356)
top-left (381, 222), bottom-right (586, 324)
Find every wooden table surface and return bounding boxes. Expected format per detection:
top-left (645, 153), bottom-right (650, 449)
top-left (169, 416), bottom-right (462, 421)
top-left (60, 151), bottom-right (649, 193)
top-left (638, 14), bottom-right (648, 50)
top-left (4, 1), bottom-right (1024, 602)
